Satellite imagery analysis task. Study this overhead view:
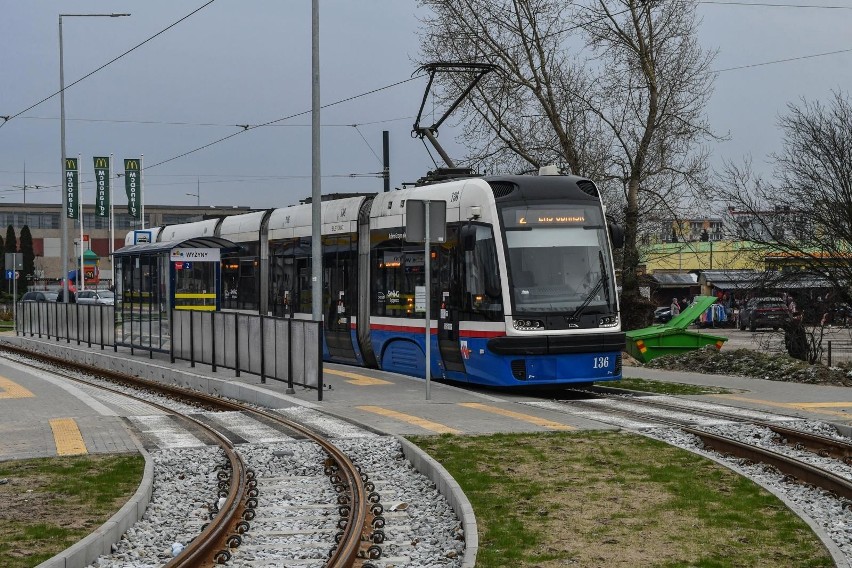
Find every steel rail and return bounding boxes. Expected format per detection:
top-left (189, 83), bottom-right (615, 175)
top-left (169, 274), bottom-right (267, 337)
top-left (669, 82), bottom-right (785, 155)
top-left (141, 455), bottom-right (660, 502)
top-left (684, 426), bottom-right (852, 501)
top-left (166, 421), bottom-right (249, 566)
top-left (761, 423), bottom-right (852, 463)
top-left (558, 392), bottom-right (852, 501)
top-left (0, 343), bottom-right (371, 566)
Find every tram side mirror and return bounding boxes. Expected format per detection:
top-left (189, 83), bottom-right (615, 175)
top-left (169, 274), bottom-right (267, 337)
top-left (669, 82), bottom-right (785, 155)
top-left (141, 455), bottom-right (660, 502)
top-left (608, 222), bottom-right (625, 249)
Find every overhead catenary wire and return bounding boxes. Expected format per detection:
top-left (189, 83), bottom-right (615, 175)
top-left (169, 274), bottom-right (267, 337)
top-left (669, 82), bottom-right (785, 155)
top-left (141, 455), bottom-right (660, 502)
top-left (0, 0), bottom-right (217, 131)
top-left (146, 75), bottom-right (424, 170)
top-left (12, 115), bottom-right (415, 129)
top-left (351, 124), bottom-right (384, 166)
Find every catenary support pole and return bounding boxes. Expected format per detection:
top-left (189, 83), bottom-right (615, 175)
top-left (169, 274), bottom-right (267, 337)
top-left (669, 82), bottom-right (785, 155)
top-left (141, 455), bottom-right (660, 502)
top-left (310, 0), bottom-right (322, 325)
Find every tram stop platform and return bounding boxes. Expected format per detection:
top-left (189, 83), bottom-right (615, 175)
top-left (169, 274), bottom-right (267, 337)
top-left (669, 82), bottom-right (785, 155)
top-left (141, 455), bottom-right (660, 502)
top-left (2, 332), bottom-right (852, 445)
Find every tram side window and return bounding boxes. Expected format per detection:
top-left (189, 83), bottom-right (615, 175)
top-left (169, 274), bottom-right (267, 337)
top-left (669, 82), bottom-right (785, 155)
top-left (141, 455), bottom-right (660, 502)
top-left (268, 237), bottom-right (313, 316)
top-left (269, 239), bottom-right (296, 317)
top-left (221, 254), bottom-right (240, 306)
top-left (371, 230), bottom-right (430, 319)
top-left (461, 224), bottom-right (503, 321)
top-left (321, 233), bottom-right (355, 323)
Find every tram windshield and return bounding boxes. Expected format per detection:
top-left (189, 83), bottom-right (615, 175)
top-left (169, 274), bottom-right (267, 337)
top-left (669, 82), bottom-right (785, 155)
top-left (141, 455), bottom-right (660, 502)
top-left (501, 204), bottom-right (616, 314)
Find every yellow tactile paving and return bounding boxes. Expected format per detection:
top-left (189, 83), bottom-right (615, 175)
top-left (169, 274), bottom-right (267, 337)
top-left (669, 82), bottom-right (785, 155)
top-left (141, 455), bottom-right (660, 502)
top-left (714, 394), bottom-right (852, 418)
top-left (458, 402), bottom-right (576, 430)
top-left (325, 368), bottom-right (392, 386)
top-left (356, 405), bottom-right (461, 434)
top-left (49, 418), bottom-right (88, 456)
top-left (0, 376), bottom-right (35, 399)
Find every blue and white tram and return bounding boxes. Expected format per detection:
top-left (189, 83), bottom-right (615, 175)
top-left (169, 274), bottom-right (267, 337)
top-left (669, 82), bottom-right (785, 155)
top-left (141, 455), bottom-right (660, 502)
top-left (142, 171), bottom-right (625, 387)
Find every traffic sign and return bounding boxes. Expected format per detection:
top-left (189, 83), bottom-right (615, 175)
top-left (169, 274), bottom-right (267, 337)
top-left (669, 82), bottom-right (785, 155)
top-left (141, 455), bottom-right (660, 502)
top-left (4, 270), bottom-right (12, 280)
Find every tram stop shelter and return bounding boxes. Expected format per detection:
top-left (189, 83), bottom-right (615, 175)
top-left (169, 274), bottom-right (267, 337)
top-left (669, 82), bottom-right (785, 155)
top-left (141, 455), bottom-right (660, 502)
top-left (112, 237), bottom-right (238, 352)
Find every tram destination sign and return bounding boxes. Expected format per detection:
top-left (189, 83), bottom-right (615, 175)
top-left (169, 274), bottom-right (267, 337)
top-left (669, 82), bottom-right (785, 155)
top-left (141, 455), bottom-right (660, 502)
top-left (511, 208), bottom-right (586, 227)
top-left (170, 248), bottom-right (221, 262)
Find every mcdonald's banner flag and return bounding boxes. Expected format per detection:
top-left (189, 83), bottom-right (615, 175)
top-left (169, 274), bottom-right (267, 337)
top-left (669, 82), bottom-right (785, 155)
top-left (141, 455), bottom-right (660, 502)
top-left (124, 158), bottom-right (141, 219)
top-left (93, 156), bottom-right (110, 218)
top-left (65, 157), bottom-right (78, 219)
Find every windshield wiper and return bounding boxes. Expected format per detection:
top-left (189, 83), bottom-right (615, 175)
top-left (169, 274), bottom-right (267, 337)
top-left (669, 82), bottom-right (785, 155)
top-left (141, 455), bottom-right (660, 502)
top-left (568, 251), bottom-right (611, 322)
top-left (598, 250), bottom-right (611, 308)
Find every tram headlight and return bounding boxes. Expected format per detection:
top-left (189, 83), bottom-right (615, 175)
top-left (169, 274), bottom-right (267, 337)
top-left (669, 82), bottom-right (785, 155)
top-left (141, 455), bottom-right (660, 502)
top-left (598, 315), bottom-right (619, 327)
top-left (513, 319), bottom-right (544, 331)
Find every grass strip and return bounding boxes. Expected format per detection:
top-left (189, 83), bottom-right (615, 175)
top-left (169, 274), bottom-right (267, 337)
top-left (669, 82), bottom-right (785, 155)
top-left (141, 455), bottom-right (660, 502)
top-left (0, 453), bottom-right (144, 567)
top-left (410, 431), bottom-right (832, 567)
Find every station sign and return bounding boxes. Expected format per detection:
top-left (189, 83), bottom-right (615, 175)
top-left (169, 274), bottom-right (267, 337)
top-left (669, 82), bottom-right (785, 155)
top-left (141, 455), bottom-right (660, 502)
top-left (170, 248), bottom-right (220, 262)
top-left (134, 230), bottom-right (153, 244)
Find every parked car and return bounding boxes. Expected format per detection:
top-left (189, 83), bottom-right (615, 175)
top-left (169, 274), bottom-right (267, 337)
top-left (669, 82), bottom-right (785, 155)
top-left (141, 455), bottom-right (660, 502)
top-left (738, 296), bottom-right (790, 331)
top-left (75, 290), bottom-right (115, 306)
top-left (653, 306), bottom-right (673, 324)
top-left (21, 290), bottom-right (58, 302)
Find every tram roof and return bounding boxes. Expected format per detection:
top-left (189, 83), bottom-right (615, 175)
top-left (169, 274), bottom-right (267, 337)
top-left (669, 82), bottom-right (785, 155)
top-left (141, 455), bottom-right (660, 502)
top-left (112, 236), bottom-right (239, 257)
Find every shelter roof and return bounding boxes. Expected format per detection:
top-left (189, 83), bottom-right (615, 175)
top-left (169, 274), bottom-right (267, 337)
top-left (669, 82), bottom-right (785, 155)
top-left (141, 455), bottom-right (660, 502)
top-left (112, 237), bottom-right (238, 257)
top-left (649, 272), bottom-right (698, 287)
top-left (699, 270), bottom-right (761, 289)
top-left (700, 269), bottom-right (833, 290)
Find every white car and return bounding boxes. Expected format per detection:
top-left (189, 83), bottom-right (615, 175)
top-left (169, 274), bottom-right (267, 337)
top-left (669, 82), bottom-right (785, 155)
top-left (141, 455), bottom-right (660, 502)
top-left (76, 290), bottom-right (115, 306)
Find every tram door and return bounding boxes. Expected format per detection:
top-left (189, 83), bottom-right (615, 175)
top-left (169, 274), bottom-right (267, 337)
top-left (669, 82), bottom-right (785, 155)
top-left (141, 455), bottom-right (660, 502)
top-left (437, 226), bottom-right (466, 374)
top-left (323, 234), bottom-right (358, 362)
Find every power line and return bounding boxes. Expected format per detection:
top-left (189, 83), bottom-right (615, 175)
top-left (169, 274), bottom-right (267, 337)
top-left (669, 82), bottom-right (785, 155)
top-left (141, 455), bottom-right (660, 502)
top-left (715, 47), bottom-right (852, 73)
top-left (147, 75), bottom-right (424, 170)
top-left (351, 125), bottom-right (383, 166)
top-left (0, 0), bottom-right (216, 131)
top-left (12, 114), bottom-right (415, 129)
top-left (699, 1), bottom-right (852, 9)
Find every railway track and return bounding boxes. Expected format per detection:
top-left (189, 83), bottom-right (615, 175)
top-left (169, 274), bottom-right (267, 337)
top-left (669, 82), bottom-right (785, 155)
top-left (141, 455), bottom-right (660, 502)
top-left (0, 344), bottom-right (385, 567)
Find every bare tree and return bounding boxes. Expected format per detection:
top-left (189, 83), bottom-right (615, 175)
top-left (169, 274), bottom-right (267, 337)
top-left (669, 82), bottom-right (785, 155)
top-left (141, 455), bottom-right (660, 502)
top-left (418, 0), bottom-right (608, 178)
top-left (417, 0), bottom-right (717, 328)
top-left (716, 91), bottom-right (852, 361)
top-left (717, 91), bottom-right (852, 308)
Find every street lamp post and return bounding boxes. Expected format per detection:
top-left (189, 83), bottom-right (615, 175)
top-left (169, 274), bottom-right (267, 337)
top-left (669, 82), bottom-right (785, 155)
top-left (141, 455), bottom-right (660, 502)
top-left (186, 178), bottom-right (200, 206)
top-left (59, 13), bottom-right (129, 302)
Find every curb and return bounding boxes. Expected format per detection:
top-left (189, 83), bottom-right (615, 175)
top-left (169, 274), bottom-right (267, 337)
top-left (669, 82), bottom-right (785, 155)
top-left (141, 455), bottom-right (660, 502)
top-left (36, 445), bottom-right (154, 568)
top-left (396, 435), bottom-right (478, 568)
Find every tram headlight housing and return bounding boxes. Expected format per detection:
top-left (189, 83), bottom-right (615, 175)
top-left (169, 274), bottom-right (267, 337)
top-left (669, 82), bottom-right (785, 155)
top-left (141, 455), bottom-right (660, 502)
top-left (598, 315), bottom-right (619, 327)
top-left (513, 319), bottom-right (544, 331)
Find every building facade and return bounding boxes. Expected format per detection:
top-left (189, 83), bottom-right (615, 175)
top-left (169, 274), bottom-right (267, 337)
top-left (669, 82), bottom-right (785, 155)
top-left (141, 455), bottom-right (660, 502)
top-left (0, 203), bottom-right (253, 285)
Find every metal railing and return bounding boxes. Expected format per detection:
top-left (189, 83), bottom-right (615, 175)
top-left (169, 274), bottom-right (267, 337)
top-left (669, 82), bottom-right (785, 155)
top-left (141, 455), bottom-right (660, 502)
top-left (171, 310), bottom-right (322, 390)
top-left (15, 302), bottom-right (323, 397)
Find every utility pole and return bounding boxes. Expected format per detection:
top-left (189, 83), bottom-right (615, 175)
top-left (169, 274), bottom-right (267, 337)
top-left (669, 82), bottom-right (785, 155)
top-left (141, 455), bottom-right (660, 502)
top-left (59, 12), bottom-right (130, 302)
top-left (383, 130), bottom-right (390, 192)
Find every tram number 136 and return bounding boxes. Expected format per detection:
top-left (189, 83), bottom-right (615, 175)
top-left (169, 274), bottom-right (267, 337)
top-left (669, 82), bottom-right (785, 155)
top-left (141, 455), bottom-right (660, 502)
top-left (592, 356), bottom-right (610, 369)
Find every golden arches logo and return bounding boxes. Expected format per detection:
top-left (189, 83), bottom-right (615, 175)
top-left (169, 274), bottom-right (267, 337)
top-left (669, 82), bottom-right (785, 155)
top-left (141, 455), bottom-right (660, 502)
top-left (94, 157), bottom-right (109, 168)
top-left (65, 158), bottom-right (77, 170)
top-left (124, 160), bottom-right (139, 170)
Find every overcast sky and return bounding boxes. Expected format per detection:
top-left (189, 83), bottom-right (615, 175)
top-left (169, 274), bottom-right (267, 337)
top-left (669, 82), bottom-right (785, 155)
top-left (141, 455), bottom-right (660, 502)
top-left (0, 1), bottom-right (850, 212)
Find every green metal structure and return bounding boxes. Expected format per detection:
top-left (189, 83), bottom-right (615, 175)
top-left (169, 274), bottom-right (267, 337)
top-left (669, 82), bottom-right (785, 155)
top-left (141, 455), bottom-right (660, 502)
top-left (625, 296), bottom-right (728, 363)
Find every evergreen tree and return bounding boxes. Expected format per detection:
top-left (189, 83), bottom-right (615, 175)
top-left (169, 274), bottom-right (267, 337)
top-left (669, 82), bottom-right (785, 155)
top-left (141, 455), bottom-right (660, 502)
top-left (19, 226), bottom-right (34, 293)
top-left (5, 225), bottom-right (16, 256)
